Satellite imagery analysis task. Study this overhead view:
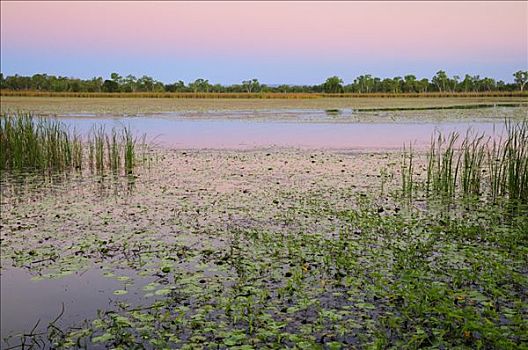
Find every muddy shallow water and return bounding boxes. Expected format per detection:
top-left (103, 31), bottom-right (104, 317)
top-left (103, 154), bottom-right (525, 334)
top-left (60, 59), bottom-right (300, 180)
top-left (1, 267), bottom-right (161, 343)
top-left (1, 149), bottom-right (400, 346)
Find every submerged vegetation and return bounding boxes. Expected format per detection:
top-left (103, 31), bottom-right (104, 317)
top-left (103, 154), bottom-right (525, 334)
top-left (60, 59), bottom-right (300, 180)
top-left (0, 113), bottom-right (145, 175)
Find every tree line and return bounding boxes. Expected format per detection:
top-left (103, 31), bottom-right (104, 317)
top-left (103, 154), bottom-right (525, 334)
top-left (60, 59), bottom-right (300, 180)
top-left (1, 70), bottom-right (526, 94)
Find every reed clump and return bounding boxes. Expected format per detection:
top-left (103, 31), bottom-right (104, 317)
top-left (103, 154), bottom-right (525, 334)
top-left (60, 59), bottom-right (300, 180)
top-left (1, 112), bottom-right (144, 175)
top-left (0, 113), bottom-right (82, 172)
top-left (402, 119), bottom-right (528, 207)
top-left (87, 125), bottom-right (140, 175)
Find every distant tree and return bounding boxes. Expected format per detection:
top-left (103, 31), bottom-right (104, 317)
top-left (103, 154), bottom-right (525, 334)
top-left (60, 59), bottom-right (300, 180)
top-left (472, 75), bottom-right (481, 92)
top-left (416, 78), bottom-right (430, 93)
top-left (323, 76), bottom-right (344, 93)
top-left (381, 78), bottom-right (398, 93)
top-left (432, 70), bottom-right (449, 92)
top-left (102, 79), bottom-right (119, 93)
top-left (209, 83), bottom-right (224, 93)
top-left (480, 77), bottom-right (496, 92)
top-left (189, 78), bottom-right (211, 93)
top-left (461, 74), bottom-right (474, 92)
top-left (259, 84), bottom-right (272, 93)
top-left (451, 75), bottom-right (460, 92)
top-left (165, 80), bottom-right (186, 92)
top-left (153, 81), bottom-right (165, 92)
top-left (393, 76), bottom-right (403, 93)
top-left (50, 76), bottom-right (69, 92)
top-left (136, 76), bottom-right (155, 92)
top-left (122, 75), bottom-right (137, 92)
top-left (31, 74), bottom-right (51, 90)
top-left (403, 75), bottom-right (417, 93)
top-left (242, 79), bottom-right (261, 93)
top-left (513, 70), bottom-right (528, 91)
top-left (110, 73), bottom-right (122, 83)
top-left (277, 84), bottom-right (291, 93)
top-left (381, 77), bottom-right (403, 93)
top-left (0, 71), bottom-right (525, 94)
top-left (354, 75), bottom-right (374, 93)
top-left (70, 80), bottom-right (82, 92)
top-left (86, 77), bottom-right (103, 92)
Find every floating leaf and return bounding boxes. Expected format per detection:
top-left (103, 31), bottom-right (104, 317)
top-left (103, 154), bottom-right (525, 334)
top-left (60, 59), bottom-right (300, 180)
top-left (327, 342), bottom-right (342, 350)
top-left (143, 282), bottom-right (159, 291)
top-left (92, 333), bottom-right (114, 343)
top-left (154, 288), bottom-right (171, 296)
top-left (113, 289), bottom-right (128, 296)
top-left (92, 319), bottom-right (105, 329)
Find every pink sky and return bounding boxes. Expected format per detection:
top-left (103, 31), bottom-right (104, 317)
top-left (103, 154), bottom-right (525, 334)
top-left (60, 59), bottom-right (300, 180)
top-left (1, 1), bottom-right (526, 83)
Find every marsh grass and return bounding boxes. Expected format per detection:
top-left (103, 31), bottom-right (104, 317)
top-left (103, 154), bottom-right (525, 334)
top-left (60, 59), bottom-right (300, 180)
top-left (1, 113), bottom-right (77, 172)
top-left (123, 127), bottom-right (135, 175)
top-left (401, 143), bottom-right (414, 202)
top-left (426, 131), bottom-right (459, 199)
top-left (403, 119), bottom-right (528, 208)
top-left (1, 113), bottom-right (145, 175)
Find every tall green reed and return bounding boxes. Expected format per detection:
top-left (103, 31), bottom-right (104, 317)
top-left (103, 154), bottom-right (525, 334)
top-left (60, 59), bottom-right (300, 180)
top-left (403, 119), bottom-right (527, 207)
top-left (401, 143), bottom-right (414, 202)
top-left (1, 113), bottom-right (74, 172)
top-left (426, 132), bottom-right (459, 199)
top-left (1, 112), bottom-right (144, 175)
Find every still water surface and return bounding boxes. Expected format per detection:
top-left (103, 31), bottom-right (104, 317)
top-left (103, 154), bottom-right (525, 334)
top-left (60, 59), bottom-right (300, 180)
top-left (57, 114), bottom-right (507, 150)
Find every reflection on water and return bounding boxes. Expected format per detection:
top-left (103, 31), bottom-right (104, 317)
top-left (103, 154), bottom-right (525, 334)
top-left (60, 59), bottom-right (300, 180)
top-left (56, 114), bottom-right (509, 150)
top-left (1, 172), bottom-right (137, 205)
top-left (0, 267), bottom-right (158, 347)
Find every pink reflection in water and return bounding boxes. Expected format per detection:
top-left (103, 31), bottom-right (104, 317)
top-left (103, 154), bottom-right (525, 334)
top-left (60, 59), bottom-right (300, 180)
top-left (60, 117), bottom-right (506, 150)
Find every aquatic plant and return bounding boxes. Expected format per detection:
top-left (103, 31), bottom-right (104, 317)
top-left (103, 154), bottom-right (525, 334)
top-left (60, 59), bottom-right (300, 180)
top-left (403, 119), bottom-right (528, 207)
top-left (0, 113), bottom-right (77, 172)
top-left (123, 126), bottom-right (135, 175)
top-left (2, 149), bottom-right (527, 349)
top-left (401, 143), bottom-right (414, 202)
top-left (0, 112), bottom-right (145, 175)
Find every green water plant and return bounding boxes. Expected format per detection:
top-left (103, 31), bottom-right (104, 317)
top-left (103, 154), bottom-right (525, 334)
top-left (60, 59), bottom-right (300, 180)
top-left (0, 113), bottom-right (83, 172)
top-left (0, 112), bottom-right (146, 176)
top-left (403, 119), bottom-right (527, 208)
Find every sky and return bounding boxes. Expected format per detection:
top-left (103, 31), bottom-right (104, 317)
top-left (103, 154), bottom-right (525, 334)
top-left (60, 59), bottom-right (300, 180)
top-left (1, 1), bottom-right (527, 85)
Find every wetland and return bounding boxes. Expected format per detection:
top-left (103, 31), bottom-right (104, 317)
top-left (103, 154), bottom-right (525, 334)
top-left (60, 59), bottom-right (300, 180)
top-left (1, 101), bottom-right (527, 349)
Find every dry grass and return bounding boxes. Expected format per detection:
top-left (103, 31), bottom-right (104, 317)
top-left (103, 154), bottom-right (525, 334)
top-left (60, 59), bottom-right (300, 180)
top-left (1, 96), bottom-right (527, 115)
top-left (2, 90), bottom-right (527, 99)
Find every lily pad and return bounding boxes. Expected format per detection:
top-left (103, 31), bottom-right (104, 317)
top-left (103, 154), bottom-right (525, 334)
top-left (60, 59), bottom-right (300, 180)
top-left (113, 289), bottom-right (128, 296)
